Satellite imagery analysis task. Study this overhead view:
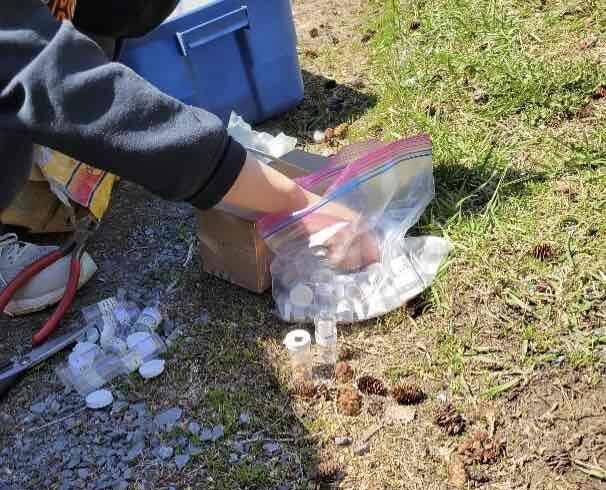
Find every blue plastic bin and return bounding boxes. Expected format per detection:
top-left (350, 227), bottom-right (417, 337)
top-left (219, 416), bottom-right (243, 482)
top-left (118, 0), bottom-right (304, 124)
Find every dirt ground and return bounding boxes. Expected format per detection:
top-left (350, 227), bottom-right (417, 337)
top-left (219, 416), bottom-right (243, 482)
top-left (2, 0), bottom-right (605, 489)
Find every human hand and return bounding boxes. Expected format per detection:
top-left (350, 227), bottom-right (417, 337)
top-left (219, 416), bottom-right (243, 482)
top-left (299, 208), bottom-right (380, 271)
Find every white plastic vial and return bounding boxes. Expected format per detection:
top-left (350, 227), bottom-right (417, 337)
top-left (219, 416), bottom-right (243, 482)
top-left (283, 329), bottom-right (313, 383)
top-left (314, 313), bottom-right (337, 366)
top-left (133, 304), bottom-right (162, 333)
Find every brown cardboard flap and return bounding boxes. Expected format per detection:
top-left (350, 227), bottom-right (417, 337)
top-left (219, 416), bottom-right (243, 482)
top-left (197, 150), bottom-right (329, 293)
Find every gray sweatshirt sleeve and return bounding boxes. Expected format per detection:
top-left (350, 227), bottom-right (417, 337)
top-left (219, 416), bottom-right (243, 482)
top-left (0, 0), bottom-right (246, 210)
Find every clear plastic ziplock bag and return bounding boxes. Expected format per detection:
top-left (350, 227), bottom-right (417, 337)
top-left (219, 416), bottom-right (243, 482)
top-left (257, 135), bottom-right (452, 323)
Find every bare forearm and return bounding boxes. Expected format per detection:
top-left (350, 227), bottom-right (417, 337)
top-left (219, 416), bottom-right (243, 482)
top-left (221, 154), bottom-right (320, 214)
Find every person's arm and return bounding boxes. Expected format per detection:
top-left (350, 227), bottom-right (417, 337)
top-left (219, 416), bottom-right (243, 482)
top-left (0, 0), bottom-right (244, 209)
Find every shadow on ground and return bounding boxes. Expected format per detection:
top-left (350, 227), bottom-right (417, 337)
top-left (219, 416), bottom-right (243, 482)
top-left (260, 69), bottom-right (378, 141)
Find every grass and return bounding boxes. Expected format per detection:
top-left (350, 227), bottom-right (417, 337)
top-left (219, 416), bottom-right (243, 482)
top-left (357, 0), bottom-right (605, 387)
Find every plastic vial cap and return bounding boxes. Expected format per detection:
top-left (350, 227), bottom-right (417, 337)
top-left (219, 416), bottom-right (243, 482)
top-left (86, 389), bottom-right (113, 409)
top-left (283, 329), bottom-right (311, 353)
top-left (139, 359), bottom-right (165, 379)
top-left (289, 283), bottom-right (314, 307)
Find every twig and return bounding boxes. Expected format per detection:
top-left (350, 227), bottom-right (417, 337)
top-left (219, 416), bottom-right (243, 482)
top-left (574, 460), bottom-right (606, 480)
top-left (26, 407), bottom-right (87, 433)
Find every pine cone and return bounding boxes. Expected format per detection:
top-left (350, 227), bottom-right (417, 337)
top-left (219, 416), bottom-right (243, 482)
top-left (316, 383), bottom-right (332, 401)
top-left (338, 345), bottom-right (354, 361)
top-left (533, 243), bottom-right (555, 261)
top-left (291, 381), bottom-right (317, 399)
top-left (313, 461), bottom-right (342, 482)
top-left (337, 387), bottom-right (362, 416)
top-left (357, 376), bottom-right (387, 396)
top-left (457, 431), bottom-right (506, 465)
top-left (434, 404), bottom-right (465, 436)
top-left (335, 362), bottom-right (354, 382)
top-left (392, 383), bottom-right (425, 405)
top-left (366, 398), bottom-right (385, 417)
top-left (545, 449), bottom-right (572, 474)
top-left (334, 123), bottom-right (350, 140)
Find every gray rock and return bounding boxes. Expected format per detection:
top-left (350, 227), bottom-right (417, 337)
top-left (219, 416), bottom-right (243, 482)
top-left (211, 425), bottom-right (224, 441)
top-left (262, 442), bottom-right (281, 456)
top-left (354, 443), bottom-right (370, 456)
top-left (125, 442), bottom-right (144, 462)
top-left (187, 421), bottom-right (200, 436)
top-left (49, 400), bottom-right (62, 414)
top-left (334, 436), bottom-right (352, 447)
top-left (154, 407), bottom-right (182, 429)
top-left (123, 468), bottom-right (134, 481)
top-left (73, 480), bottom-right (86, 489)
top-left (115, 481), bottom-right (128, 490)
top-left (187, 445), bottom-right (202, 456)
top-left (238, 413), bottom-right (251, 426)
top-left (77, 469), bottom-right (90, 480)
top-left (229, 453), bottom-right (239, 464)
top-left (199, 428), bottom-right (213, 442)
top-left (232, 441), bottom-right (247, 453)
top-left (177, 436), bottom-right (189, 448)
top-left (96, 479), bottom-right (114, 490)
top-left (175, 454), bottom-right (190, 470)
top-left (111, 401), bottom-right (129, 416)
top-left (67, 455), bottom-right (81, 469)
top-left (131, 403), bottom-right (148, 417)
top-left (30, 402), bottom-right (46, 415)
top-left (157, 446), bottom-right (173, 460)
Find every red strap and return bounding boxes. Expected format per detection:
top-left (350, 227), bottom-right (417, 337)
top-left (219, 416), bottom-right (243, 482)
top-left (0, 250), bottom-right (65, 314)
top-left (32, 259), bottom-right (81, 346)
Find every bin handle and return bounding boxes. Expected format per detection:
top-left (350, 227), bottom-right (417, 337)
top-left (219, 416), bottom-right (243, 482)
top-left (176, 6), bottom-right (249, 56)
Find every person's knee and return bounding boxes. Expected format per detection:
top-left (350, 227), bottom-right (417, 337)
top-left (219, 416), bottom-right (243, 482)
top-left (0, 131), bottom-right (34, 209)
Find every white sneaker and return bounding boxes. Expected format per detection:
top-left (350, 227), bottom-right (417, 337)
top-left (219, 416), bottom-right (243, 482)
top-left (0, 234), bottom-right (97, 316)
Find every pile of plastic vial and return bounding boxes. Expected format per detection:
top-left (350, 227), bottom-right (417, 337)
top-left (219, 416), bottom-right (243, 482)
top-left (272, 228), bottom-right (440, 324)
top-left (56, 289), bottom-right (169, 402)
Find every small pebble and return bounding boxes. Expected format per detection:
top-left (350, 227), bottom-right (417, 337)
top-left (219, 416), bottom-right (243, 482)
top-left (354, 443), bottom-right (370, 456)
top-left (238, 413), bottom-right (251, 426)
top-left (157, 446), bottom-right (174, 461)
top-left (175, 454), bottom-right (190, 470)
top-left (111, 401), bottom-right (129, 416)
top-left (263, 442), bottom-right (281, 456)
top-left (334, 436), bottom-right (352, 447)
top-left (30, 402), bottom-right (46, 415)
top-left (77, 469), bottom-right (90, 480)
top-left (199, 428), bottom-right (213, 442)
top-left (154, 407), bottom-right (182, 428)
top-left (211, 425), bottom-right (224, 441)
top-left (188, 445), bottom-right (202, 456)
top-left (125, 442), bottom-right (144, 462)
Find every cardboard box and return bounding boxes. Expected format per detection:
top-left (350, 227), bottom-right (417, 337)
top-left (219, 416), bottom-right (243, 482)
top-left (197, 150), bottom-right (328, 293)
